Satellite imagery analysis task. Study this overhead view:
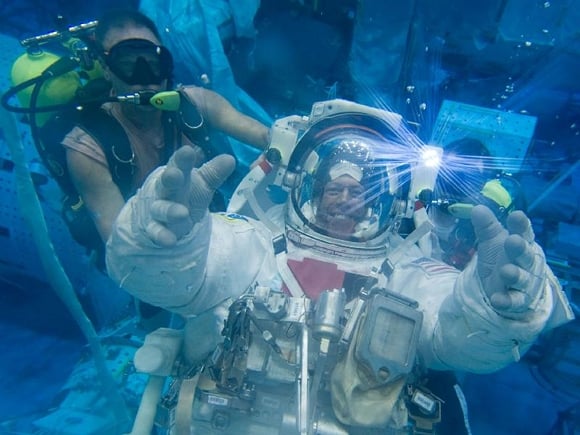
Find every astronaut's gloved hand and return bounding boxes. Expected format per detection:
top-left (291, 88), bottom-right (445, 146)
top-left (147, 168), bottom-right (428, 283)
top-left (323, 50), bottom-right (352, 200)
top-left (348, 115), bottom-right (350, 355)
top-left (146, 147), bottom-right (235, 246)
top-left (472, 205), bottom-right (547, 314)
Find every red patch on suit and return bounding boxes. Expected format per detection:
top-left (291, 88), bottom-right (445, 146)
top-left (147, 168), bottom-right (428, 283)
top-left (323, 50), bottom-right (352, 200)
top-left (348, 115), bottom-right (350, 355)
top-left (283, 257), bottom-right (345, 300)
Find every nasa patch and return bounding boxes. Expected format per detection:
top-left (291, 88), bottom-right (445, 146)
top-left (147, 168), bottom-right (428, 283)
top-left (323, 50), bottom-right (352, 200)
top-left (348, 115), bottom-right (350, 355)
top-left (218, 212), bottom-right (249, 223)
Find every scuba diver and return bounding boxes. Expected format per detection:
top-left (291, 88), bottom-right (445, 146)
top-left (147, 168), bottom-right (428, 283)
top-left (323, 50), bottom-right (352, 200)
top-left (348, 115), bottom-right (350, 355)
top-left (3, 8), bottom-right (270, 269)
top-left (418, 138), bottom-right (524, 270)
top-left (106, 99), bottom-right (572, 434)
top-left (62, 9), bottom-right (270, 253)
top-left (3, 8), bottom-right (270, 328)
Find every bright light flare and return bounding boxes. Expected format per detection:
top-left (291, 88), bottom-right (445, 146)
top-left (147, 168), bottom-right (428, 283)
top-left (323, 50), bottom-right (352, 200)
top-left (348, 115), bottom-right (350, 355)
top-left (421, 147), bottom-right (442, 168)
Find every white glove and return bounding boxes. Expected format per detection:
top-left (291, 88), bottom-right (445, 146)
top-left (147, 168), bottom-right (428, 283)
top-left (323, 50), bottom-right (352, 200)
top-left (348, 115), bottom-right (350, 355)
top-left (145, 147), bottom-right (235, 246)
top-left (472, 205), bottom-right (547, 314)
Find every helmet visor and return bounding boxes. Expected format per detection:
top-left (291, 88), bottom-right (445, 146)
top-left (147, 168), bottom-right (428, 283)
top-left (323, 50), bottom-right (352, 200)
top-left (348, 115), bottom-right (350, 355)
top-left (291, 116), bottom-right (410, 242)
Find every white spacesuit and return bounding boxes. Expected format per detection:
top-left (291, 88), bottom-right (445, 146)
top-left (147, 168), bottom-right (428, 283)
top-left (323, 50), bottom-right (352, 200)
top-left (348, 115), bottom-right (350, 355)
top-left (107, 100), bottom-right (572, 434)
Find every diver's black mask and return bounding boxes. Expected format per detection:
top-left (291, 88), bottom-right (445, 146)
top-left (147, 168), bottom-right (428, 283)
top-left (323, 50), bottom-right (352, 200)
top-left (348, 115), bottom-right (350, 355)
top-left (103, 39), bottom-right (173, 86)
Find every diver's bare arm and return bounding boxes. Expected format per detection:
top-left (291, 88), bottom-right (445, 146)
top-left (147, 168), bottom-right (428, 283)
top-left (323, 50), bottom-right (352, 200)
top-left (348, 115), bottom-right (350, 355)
top-left (198, 88), bottom-right (270, 150)
top-left (66, 148), bottom-right (125, 242)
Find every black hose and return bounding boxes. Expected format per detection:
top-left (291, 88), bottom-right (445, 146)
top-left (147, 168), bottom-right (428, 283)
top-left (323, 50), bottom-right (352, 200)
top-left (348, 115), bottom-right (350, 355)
top-left (1, 80), bottom-right (115, 114)
top-left (1, 61), bottom-right (115, 115)
top-left (28, 76), bottom-right (46, 161)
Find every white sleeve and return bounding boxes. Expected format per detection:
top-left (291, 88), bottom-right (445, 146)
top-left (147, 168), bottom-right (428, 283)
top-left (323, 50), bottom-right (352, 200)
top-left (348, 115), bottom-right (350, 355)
top-left (106, 168), bottom-right (278, 317)
top-left (429, 258), bottom-right (558, 373)
top-left (390, 255), bottom-right (564, 374)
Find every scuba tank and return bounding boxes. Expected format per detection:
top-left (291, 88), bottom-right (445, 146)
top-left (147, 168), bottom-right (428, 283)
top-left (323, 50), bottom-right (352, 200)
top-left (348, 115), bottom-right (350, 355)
top-left (2, 19), bottom-right (110, 177)
top-left (3, 19), bottom-right (105, 126)
top-left (10, 49), bottom-right (83, 127)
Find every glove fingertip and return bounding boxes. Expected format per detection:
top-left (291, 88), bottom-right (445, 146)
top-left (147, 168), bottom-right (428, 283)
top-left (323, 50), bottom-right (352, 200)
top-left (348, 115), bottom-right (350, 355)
top-left (199, 154), bottom-right (236, 189)
top-left (490, 292), bottom-right (511, 310)
top-left (145, 222), bottom-right (177, 247)
top-left (506, 211), bottom-right (534, 242)
top-left (471, 205), bottom-right (504, 241)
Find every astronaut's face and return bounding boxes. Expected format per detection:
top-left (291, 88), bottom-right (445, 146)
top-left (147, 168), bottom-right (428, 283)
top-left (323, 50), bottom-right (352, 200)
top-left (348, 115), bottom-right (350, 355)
top-left (314, 175), bottom-right (367, 239)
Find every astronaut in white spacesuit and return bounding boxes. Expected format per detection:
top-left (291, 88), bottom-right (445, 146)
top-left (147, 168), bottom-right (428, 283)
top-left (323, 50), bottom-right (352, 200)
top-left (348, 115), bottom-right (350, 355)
top-left (107, 100), bottom-right (572, 434)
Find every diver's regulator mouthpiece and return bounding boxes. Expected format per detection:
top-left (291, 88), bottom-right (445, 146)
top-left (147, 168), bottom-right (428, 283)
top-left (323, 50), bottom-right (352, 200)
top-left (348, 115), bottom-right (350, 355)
top-left (115, 90), bottom-right (181, 110)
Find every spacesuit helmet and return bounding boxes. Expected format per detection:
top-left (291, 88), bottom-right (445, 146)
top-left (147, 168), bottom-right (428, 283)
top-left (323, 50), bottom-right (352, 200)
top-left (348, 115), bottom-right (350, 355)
top-left (285, 112), bottom-right (410, 254)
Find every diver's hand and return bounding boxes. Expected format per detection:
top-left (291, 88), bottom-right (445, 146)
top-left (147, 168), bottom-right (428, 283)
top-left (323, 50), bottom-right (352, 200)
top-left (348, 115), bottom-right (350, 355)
top-left (472, 205), bottom-right (547, 314)
top-left (145, 147), bottom-right (235, 246)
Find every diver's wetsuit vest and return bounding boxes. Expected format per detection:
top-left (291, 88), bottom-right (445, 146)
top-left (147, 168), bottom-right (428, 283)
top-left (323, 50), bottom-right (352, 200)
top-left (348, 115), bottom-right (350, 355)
top-left (40, 99), bottom-right (211, 270)
top-left (41, 108), bottom-right (173, 267)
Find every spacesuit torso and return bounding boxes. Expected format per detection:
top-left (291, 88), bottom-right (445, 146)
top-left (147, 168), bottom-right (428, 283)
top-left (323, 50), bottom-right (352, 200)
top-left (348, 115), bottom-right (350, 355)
top-left (175, 211), bottom-right (461, 434)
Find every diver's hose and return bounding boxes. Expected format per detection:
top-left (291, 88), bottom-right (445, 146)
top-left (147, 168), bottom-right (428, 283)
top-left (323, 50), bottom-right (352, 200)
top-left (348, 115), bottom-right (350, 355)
top-left (28, 74), bottom-right (45, 155)
top-left (1, 57), bottom-right (83, 114)
top-left (0, 106), bottom-right (130, 430)
top-left (1, 76), bottom-right (117, 114)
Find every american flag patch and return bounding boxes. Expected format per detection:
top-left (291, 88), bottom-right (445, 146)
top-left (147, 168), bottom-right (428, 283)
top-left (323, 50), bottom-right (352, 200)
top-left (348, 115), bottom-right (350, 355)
top-left (411, 257), bottom-right (458, 275)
